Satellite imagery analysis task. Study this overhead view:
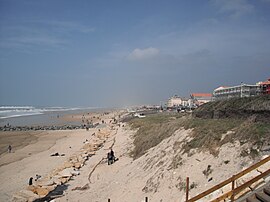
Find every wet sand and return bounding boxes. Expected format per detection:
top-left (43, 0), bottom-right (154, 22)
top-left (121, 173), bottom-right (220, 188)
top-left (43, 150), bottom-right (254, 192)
top-left (0, 131), bottom-right (67, 167)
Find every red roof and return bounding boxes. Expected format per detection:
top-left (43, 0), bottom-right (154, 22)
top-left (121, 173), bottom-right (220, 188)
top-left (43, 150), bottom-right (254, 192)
top-left (260, 80), bottom-right (270, 85)
top-left (191, 93), bottom-right (212, 97)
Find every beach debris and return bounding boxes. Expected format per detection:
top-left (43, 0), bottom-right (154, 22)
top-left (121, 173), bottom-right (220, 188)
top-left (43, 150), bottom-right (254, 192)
top-left (12, 189), bottom-right (39, 202)
top-left (36, 178), bottom-right (55, 186)
top-left (50, 152), bottom-right (65, 157)
top-left (72, 184), bottom-right (90, 191)
top-left (35, 174), bottom-right (42, 181)
top-left (50, 152), bottom-right (59, 156)
top-left (34, 187), bottom-right (50, 196)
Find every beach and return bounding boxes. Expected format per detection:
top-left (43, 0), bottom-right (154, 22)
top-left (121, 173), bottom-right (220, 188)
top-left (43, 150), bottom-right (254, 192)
top-left (0, 109), bottom-right (269, 202)
top-left (0, 110), bottom-right (123, 201)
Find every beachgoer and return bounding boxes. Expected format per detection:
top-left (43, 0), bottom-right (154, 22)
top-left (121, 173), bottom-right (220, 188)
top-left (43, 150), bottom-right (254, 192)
top-left (107, 149), bottom-right (115, 165)
top-left (29, 177), bottom-right (33, 185)
top-left (107, 152), bottom-right (112, 165)
top-left (7, 145), bottom-right (11, 152)
top-left (110, 149), bottom-right (114, 160)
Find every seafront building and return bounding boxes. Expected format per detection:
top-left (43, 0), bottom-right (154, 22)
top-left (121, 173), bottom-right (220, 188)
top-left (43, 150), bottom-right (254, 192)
top-left (257, 78), bottom-right (270, 95)
top-left (167, 94), bottom-right (211, 108)
top-left (167, 95), bottom-right (183, 108)
top-left (213, 83), bottom-right (260, 100)
top-left (190, 93), bottom-right (213, 105)
top-left (166, 78), bottom-right (269, 108)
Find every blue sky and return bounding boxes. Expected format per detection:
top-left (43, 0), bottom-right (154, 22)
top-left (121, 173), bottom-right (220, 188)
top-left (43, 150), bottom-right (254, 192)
top-left (0, 0), bottom-right (270, 107)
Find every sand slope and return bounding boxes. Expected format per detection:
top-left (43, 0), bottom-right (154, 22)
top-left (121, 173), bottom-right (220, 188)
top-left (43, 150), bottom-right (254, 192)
top-left (1, 112), bottom-right (266, 202)
top-left (57, 126), bottom-right (255, 202)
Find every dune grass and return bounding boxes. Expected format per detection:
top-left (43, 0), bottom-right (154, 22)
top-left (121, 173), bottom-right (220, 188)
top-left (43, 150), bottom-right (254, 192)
top-left (128, 112), bottom-right (270, 159)
top-left (129, 113), bottom-right (185, 159)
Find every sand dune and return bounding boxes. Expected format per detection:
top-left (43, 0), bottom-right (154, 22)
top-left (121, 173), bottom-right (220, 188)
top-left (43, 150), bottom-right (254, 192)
top-left (0, 111), bottom-right (267, 202)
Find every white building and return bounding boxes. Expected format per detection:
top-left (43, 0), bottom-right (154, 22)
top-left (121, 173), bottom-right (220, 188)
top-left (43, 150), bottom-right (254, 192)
top-left (213, 83), bottom-right (260, 100)
top-left (167, 96), bottom-right (182, 108)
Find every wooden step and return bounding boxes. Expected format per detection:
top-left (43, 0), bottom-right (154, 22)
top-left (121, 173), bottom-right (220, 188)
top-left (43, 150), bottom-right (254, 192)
top-left (264, 187), bottom-right (270, 196)
top-left (246, 196), bottom-right (262, 202)
top-left (256, 192), bottom-right (270, 202)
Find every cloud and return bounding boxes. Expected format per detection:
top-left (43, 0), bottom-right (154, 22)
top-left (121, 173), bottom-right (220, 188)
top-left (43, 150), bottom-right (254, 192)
top-left (212, 0), bottom-right (254, 18)
top-left (0, 20), bottom-right (95, 52)
top-left (39, 20), bottom-right (96, 33)
top-left (127, 47), bottom-right (160, 60)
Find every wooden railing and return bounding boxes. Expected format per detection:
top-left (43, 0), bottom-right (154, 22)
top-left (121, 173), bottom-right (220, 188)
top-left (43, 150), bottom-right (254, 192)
top-left (186, 155), bottom-right (270, 202)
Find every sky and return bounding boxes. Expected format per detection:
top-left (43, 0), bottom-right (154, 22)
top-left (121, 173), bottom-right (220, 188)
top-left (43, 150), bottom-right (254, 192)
top-left (0, 0), bottom-right (270, 107)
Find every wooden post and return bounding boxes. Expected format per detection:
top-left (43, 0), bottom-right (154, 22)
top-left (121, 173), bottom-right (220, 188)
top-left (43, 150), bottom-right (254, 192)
top-left (145, 196), bottom-right (148, 202)
top-left (186, 177), bottom-right (189, 202)
top-left (231, 175), bottom-right (235, 202)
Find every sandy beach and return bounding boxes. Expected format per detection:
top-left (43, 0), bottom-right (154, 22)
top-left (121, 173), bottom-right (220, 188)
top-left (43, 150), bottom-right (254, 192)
top-left (0, 110), bottom-right (122, 201)
top-left (0, 110), bottom-right (268, 202)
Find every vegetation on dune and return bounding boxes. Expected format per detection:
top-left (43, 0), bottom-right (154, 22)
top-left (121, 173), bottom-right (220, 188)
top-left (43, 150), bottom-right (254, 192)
top-left (181, 118), bottom-right (243, 155)
top-left (193, 95), bottom-right (270, 121)
top-left (129, 113), bottom-right (186, 159)
top-left (195, 95), bottom-right (270, 112)
top-left (128, 109), bottom-right (270, 159)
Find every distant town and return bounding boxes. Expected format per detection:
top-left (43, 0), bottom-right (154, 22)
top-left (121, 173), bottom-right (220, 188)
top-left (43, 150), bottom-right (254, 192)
top-left (166, 77), bottom-right (270, 110)
top-left (130, 77), bottom-right (270, 114)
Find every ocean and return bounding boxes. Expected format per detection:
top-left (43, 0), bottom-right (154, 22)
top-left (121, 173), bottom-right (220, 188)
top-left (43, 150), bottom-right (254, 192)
top-left (0, 106), bottom-right (101, 127)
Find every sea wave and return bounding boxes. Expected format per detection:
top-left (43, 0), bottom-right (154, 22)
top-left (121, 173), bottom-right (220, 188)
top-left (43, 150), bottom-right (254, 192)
top-left (0, 112), bottom-right (44, 119)
top-left (0, 106), bottom-right (81, 119)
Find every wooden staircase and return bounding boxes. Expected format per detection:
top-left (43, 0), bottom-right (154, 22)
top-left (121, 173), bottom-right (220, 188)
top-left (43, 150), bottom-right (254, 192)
top-left (246, 186), bottom-right (270, 202)
top-left (186, 155), bottom-right (270, 202)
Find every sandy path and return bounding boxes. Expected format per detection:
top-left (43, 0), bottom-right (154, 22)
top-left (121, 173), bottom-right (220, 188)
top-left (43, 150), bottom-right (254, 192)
top-left (0, 129), bottom-right (96, 201)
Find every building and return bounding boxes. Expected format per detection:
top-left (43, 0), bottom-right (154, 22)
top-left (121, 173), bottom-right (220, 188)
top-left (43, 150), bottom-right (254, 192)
top-left (167, 95), bottom-right (182, 108)
top-left (190, 93), bottom-right (212, 106)
top-left (258, 78), bottom-right (270, 95)
top-left (181, 97), bottom-right (190, 108)
top-left (213, 83), bottom-right (260, 100)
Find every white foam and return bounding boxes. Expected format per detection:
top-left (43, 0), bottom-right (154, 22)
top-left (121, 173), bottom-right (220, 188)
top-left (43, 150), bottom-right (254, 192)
top-left (0, 112), bottom-right (43, 119)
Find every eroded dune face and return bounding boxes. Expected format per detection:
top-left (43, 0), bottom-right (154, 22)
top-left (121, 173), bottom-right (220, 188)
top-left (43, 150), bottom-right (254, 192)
top-left (55, 126), bottom-right (260, 202)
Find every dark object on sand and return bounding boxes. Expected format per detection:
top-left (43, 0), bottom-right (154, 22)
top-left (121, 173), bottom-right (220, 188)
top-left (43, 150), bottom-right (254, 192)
top-left (8, 145), bottom-right (12, 153)
top-left (29, 177), bottom-right (33, 185)
top-left (51, 152), bottom-right (59, 156)
top-left (72, 184), bottom-right (90, 191)
top-left (35, 174), bottom-right (41, 181)
top-left (107, 149), bottom-right (118, 165)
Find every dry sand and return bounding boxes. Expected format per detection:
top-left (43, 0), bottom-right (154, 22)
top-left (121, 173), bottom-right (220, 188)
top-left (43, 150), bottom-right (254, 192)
top-left (56, 127), bottom-right (254, 202)
top-left (0, 129), bottom-right (97, 201)
top-left (0, 110), bottom-right (121, 201)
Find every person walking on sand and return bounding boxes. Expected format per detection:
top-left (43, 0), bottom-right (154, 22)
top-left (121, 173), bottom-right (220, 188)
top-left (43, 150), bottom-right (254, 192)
top-left (8, 145), bottom-right (12, 153)
top-left (110, 149), bottom-right (115, 161)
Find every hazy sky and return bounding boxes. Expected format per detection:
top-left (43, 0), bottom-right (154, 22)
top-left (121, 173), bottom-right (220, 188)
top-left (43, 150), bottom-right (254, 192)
top-left (0, 0), bottom-right (270, 107)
